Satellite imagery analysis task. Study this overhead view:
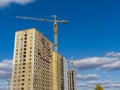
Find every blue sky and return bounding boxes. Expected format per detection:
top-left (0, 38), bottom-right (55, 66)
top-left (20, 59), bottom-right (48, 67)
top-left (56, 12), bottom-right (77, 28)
top-left (0, 0), bottom-right (120, 90)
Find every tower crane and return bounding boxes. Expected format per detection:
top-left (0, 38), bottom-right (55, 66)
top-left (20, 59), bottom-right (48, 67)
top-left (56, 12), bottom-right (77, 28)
top-left (16, 15), bottom-right (68, 53)
top-left (71, 61), bottom-right (74, 70)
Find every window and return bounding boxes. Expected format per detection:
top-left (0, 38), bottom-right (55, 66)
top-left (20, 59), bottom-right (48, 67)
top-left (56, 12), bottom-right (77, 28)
top-left (23, 59), bottom-right (26, 61)
top-left (14, 80), bottom-right (16, 82)
top-left (19, 67), bottom-right (21, 70)
top-left (21, 88), bottom-right (24, 90)
top-left (29, 58), bottom-right (31, 61)
top-left (24, 41), bottom-right (27, 43)
top-left (28, 74), bottom-right (31, 77)
top-left (23, 55), bottom-right (26, 58)
top-left (25, 34), bottom-right (27, 37)
top-left (29, 70), bottom-right (31, 73)
top-left (14, 75), bottom-right (16, 78)
top-left (14, 72), bottom-right (16, 74)
top-left (28, 78), bottom-right (31, 81)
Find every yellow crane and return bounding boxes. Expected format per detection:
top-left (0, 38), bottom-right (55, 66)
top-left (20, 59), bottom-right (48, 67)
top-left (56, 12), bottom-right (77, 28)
top-left (16, 15), bottom-right (68, 53)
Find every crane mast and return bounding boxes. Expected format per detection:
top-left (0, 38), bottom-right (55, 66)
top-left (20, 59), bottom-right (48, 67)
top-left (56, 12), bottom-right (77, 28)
top-left (16, 15), bottom-right (68, 53)
top-left (52, 15), bottom-right (58, 53)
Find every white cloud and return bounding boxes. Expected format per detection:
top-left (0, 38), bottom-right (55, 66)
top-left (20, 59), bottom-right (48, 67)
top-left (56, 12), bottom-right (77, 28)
top-left (0, 59), bottom-right (12, 79)
top-left (88, 80), bottom-right (111, 85)
top-left (112, 84), bottom-right (120, 88)
top-left (73, 56), bottom-right (118, 70)
top-left (72, 52), bottom-right (120, 71)
top-left (0, 87), bottom-right (6, 90)
top-left (88, 80), bottom-right (120, 88)
top-left (115, 81), bottom-right (120, 84)
top-left (77, 80), bottom-right (113, 89)
top-left (0, 86), bottom-right (11, 90)
top-left (77, 83), bottom-right (89, 87)
top-left (101, 61), bottom-right (120, 71)
top-left (76, 74), bottom-right (99, 80)
top-left (105, 52), bottom-right (120, 57)
top-left (0, 0), bottom-right (35, 7)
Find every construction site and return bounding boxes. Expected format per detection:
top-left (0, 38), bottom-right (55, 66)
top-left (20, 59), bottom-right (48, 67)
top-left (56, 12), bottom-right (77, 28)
top-left (6, 15), bottom-right (76, 90)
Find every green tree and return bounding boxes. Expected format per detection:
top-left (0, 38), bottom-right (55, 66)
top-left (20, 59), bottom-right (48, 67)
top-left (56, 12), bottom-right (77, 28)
top-left (94, 84), bottom-right (104, 90)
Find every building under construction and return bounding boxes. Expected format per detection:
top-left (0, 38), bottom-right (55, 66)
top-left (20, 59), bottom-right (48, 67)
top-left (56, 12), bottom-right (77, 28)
top-left (68, 62), bottom-right (76, 90)
top-left (11, 15), bottom-right (76, 90)
top-left (12, 28), bottom-right (68, 90)
top-left (52, 52), bottom-right (68, 90)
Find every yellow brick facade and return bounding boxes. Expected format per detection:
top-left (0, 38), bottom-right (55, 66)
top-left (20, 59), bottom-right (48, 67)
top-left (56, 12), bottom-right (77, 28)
top-left (52, 52), bottom-right (64, 90)
top-left (12, 28), bottom-right (53, 90)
